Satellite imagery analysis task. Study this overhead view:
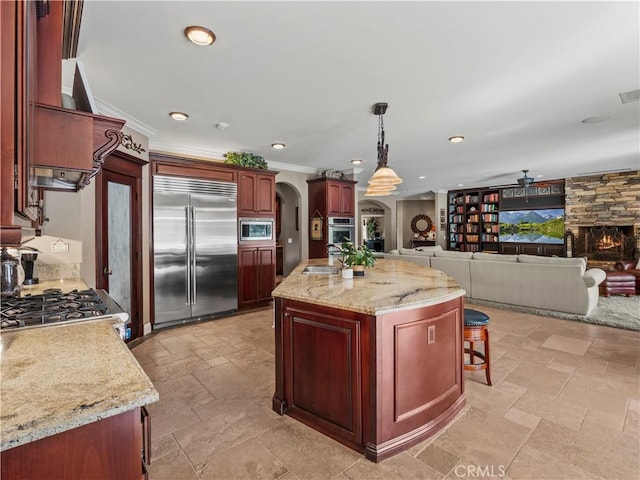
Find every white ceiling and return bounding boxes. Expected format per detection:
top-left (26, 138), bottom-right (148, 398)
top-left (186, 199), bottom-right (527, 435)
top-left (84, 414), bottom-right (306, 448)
top-left (64, 1), bottom-right (640, 198)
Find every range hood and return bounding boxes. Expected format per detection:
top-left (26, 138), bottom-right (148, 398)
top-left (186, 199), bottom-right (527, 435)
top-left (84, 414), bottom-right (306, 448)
top-left (31, 103), bottom-right (125, 191)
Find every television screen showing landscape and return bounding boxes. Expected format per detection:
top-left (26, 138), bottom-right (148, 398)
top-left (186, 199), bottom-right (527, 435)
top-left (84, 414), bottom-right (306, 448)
top-left (499, 209), bottom-right (565, 244)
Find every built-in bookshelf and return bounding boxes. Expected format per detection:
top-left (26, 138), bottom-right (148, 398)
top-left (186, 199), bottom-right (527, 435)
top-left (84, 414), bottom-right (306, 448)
top-left (448, 190), bottom-right (481, 252)
top-left (447, 182), bottom-right (566, 255)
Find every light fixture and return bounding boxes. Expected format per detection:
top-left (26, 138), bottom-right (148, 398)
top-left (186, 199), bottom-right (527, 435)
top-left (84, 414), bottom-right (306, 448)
top-left (216, 122), bottom-right (229, 130)
top-left (365, 102), bottom-right (402, 196)
top-left (351, 159), bottom-right (363, 165)
top-left (184, 26), bottom-right (216, 46)
top-left (169, 111), bottom-right (189, 121)
top-left (365, 185), bottom-right (396, 196)
top-left (448, 136), bottom-right (465, 143)
top-left (271, 143), bottom-right (286, 150)
top-left (418, 175), bottom-right (426, 179)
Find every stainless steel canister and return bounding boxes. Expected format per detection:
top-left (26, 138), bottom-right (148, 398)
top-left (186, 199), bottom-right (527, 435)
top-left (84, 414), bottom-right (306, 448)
top-left (1, 247), bottom-right (20, 296)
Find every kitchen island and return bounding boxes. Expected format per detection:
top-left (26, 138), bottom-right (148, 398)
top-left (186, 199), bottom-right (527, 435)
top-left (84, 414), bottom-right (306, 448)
top-left (272, 258), bottom-right (466, 462)
top-left (0, 318), bottom-right (158, 479)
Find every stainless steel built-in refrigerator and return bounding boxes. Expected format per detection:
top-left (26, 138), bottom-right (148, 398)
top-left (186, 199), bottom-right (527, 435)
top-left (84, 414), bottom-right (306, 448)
top-left (153, 175), bottom-right (237, 328)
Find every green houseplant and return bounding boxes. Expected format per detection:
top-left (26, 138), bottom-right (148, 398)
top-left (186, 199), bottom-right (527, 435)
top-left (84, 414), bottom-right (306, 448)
top-left (339, 241), bottom-right (375, 276)
top-left (223, 151), bottom-right (268, 169)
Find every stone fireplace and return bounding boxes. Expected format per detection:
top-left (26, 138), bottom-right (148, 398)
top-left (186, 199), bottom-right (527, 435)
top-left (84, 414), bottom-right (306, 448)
top-left (565, 170), bottom-right (640, 267)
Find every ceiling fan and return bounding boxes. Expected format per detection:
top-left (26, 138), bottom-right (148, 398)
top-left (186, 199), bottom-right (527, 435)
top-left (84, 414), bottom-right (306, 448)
top-left (516, 169), bottom-right (535, 187)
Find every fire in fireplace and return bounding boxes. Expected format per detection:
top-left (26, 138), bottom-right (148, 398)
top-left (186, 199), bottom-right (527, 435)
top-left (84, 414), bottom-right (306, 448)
top-left (576, 225), bottom-right (635, 261)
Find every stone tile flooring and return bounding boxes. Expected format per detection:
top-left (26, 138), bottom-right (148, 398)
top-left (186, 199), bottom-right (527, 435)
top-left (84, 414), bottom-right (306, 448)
top-left (131, 305), bottom-right (640, 480)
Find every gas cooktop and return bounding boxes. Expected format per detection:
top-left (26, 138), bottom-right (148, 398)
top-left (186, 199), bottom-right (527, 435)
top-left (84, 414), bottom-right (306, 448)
top-left (0, 288), bottom-right (126, 331)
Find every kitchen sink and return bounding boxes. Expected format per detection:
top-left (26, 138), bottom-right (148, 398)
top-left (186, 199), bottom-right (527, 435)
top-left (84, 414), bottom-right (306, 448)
top-left (301, 265), bottom-right (341, 275)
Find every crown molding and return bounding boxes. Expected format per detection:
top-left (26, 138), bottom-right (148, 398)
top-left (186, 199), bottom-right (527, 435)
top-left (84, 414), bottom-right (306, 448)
top-left (94, 98), bottom-right (157, 138)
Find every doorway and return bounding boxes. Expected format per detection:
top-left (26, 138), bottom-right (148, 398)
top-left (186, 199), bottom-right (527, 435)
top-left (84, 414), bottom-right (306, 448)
top-left (95, 151), bottom-right (145, 340)
top-left (275, 182), bottom-right (302, 277)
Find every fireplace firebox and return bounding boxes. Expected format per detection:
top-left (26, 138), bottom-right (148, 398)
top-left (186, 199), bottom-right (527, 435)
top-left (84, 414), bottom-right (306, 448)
top-left (576, 226), bottom-right (635, 261)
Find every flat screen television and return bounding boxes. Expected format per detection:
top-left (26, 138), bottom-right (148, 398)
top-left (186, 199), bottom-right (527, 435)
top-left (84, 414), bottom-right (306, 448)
top-left (499, 208), bottom-right (565, 244)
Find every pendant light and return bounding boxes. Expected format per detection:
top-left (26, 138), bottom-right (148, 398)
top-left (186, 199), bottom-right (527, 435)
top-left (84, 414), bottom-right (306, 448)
top-left (365, 103), bottom-right (402, 196)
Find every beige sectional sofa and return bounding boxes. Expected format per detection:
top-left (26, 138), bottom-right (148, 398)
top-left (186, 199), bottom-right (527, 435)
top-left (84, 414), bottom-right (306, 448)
top-left (383, 246), bottom-right (606, 316)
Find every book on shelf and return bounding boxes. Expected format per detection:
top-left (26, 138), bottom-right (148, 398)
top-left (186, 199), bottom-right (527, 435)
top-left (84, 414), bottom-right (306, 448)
top-left (481, 204), bottom-right (497, 212)
top-left (483, 192), bottom-right (499, 202)
top-left (464, 194), bottom-right (479, 203)
top-left (481, 213), bottom-right (498, 222)
top-left (482, 233), bottom-right (499, 242)
top-left (467, 235), bottom-right (479, 243)
top-left (465, 223), bottom-right (479, 233)
top-left (467, 214), bottom-right (479, 223)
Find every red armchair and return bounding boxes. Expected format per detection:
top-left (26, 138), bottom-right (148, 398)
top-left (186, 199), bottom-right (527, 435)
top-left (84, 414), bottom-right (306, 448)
top-left (615, 260), bottom-right (640, 294)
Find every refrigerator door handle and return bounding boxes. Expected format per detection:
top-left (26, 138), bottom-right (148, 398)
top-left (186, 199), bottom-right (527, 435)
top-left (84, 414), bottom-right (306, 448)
top-left (185, 206), bottom-right (192, 305)
top-left (190, 206), bottom-right (197, 305)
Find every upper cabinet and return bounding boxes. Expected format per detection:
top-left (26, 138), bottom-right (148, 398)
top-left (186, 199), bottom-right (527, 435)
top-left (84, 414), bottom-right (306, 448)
top-left (327, 180), bottom-right (355, 217)
top-left (238, 171), bottom-right (276, 217)
top-left (308, 178), bottom-right (357, 219)
top-left (0, 0), bottom-right (124, 245)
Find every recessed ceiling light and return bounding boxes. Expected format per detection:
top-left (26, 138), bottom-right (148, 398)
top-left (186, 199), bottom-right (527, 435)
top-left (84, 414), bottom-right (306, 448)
top-left (457, 183), bottom-right (464, 187)
top-left (418, 176), bottom-right (426, 179)
top-left (448, 136), bottom-right (465, 143)
top-left (169, 112), bottom-right (189, 121)
top-left (536, 174), bottom-right (544, 178)
top-left (184, 26), bottom-right (216, 46)
top-left (271, 143), bottom-right (286, 150)
top-left (581, 116), bottom-right (610, 124)
top-left (351, 159), bottom-right (363, 165)
top-left (216, 122), bottom-right (229, 130)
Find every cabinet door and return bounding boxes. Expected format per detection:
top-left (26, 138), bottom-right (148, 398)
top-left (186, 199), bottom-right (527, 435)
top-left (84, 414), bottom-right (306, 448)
top-left (520, 244), bottom-right (541, 255)
top-left (238, 247), bottom-right (258, 307)
top-left (0, 409), bottom-right (142, 480)
top-left (256, 174), bottom-right (275, 215)
top-left (327, 182), bottom-right (342, 216)
top-left (257, 246), bottom-right (276, 302)
top-left (340, 184), bottom-right (355, 216)
top-left (500, 244), bottom-right (520, 255)
top-left (238, 172), bottom-right (258, 216)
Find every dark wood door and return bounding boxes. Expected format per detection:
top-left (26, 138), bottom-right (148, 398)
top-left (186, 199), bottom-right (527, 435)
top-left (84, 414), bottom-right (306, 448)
top-left (238, 172), bottom-right (257, 216)
top-left (256, 174), bottom-right (275, 215)
top-left (257, 246), bottom-right (276, 302)
top-left (96, 152), bottom-right (144, 340)
top-left (340, 184), bottom-right (355, 216)
top-left (238, 246), bottom-right (258, 307)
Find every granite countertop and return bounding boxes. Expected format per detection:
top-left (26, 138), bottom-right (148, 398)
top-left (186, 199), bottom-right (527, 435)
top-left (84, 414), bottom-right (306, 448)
top-left (0, 319), bottom-right (159, 451)
top-left (19, 278), bottom-right (89, 296)
top-left (272, 257), bottom-right (465, 315)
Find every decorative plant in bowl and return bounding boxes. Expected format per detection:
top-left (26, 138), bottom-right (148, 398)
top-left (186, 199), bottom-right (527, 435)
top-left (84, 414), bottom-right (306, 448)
top-left (339, 241), bottom-right (376, 276)
top-left (223, 151), bottom-right (268, 169)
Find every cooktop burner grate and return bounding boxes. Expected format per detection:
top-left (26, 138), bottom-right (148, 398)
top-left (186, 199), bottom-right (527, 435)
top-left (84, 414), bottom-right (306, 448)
top-left (0, 289), bottom-right (110, 330)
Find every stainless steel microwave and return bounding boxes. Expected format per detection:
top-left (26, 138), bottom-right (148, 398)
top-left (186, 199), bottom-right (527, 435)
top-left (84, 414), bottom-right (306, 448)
top-left (239, 218), bottom-right (274, 242)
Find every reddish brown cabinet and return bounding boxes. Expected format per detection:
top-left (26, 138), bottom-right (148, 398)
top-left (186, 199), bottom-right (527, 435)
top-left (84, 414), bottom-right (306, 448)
top-left (327, 180), bottom-right (355, 217)
top-left (238, 244), bottom-right (276, 308)
top-left (238, 170), bottom-right (276, 217)
top-left (307, 177), bottom-right (358, 258)
top-left (1, 408), bottom-right (150, 480)
top-left (273, 295), bottom-right (465, 462)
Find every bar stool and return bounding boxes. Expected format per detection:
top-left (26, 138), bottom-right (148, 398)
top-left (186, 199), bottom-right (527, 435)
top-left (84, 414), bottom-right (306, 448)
top-left (463, 308), bottom-right (492, 386)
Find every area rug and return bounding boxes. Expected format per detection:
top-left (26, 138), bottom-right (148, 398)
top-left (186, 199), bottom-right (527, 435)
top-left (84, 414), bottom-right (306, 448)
top-left (466, 295), bottom-right (640, 331)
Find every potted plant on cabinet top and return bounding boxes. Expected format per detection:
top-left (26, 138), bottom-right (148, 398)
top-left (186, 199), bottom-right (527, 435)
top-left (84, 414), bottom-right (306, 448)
top-left (340, 241), bottom-right (376, 276)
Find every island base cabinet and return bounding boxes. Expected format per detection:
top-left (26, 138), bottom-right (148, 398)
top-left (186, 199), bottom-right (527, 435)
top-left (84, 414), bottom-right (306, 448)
top-left (1, 408), bottom-right (148, 480)
top-left (273, 297), bottom-right (465, 462)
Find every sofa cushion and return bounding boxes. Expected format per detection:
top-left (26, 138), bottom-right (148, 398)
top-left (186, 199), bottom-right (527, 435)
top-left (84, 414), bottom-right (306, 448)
top-left (434, 250), bottom-right (474, 259)
top-left (472, 252), bottom-right (518, 262)
top-left (398, 247), bottom-right (437, 257)
top-left (518, 254), bottom-right (587, 270)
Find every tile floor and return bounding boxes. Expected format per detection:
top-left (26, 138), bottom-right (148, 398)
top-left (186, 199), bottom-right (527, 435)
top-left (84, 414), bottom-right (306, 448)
top-left (131, 304), bottom-right (640, 480)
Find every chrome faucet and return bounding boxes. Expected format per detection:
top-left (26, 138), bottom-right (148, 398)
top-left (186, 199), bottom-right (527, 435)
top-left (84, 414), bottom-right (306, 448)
top-left (326, 244), bottom-right (344, 265)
